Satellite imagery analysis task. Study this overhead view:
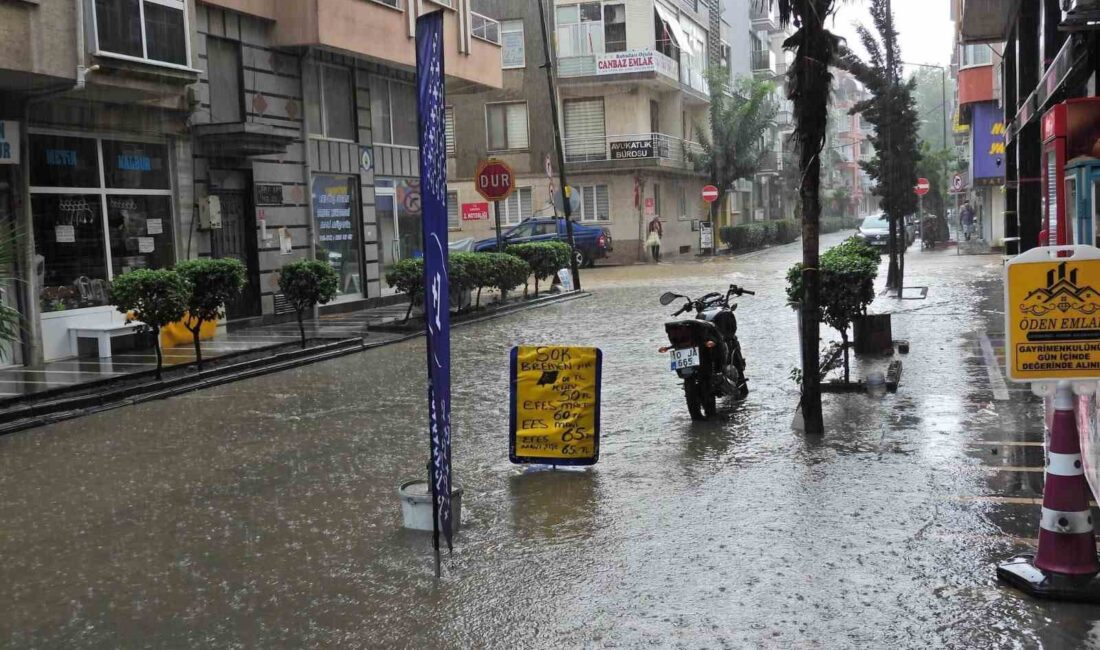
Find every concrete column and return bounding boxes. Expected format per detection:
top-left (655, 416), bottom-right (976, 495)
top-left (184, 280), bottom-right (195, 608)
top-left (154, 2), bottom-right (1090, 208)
top-left (1017, 6), bottom-right (1041, 250)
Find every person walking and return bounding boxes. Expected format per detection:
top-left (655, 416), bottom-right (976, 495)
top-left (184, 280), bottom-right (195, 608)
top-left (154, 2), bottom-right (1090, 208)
top-left (960, 200), bottom-right (975, 241)
top-left (646, 215), bottom-right (663, 263)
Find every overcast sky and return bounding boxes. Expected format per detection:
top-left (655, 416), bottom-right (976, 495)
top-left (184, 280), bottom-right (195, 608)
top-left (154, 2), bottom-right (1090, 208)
top-left (827, 0), bottom-right (955, 72)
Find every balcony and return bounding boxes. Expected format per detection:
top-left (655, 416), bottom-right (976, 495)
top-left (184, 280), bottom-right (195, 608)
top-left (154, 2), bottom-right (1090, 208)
top-left (751, 4), bottom-right (782, 32)
top-left (558, 49), bottom-right (680, 82)
top-left (562, 133), bottom-right (705, 174)
top-left (757, 150), bottom-right (780, 173)
top-left (751, 49), bottom-right (776, 76)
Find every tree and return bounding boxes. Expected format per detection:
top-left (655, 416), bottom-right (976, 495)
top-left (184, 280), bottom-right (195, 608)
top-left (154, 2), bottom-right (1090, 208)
top-left (837, 0), bottom-right (921, 291)
top-left (176, 258), bottom-right (246, 369)
top-left (278, 260), bottom-right (339, 348)
top-left (385, 258), bottom-right (425, 322)
top-left (486, 253), bottom-right (531, 302)
top-left (109, 269), bottom-right (189, 380)
top-left (910, 67), bottom-right (950, 151)
top-left (507, 242), bottom-right (570, 297)
top-left (764, 0), bottom-right (846, 435)
top-left (691, 71), bottom-right (779, 222)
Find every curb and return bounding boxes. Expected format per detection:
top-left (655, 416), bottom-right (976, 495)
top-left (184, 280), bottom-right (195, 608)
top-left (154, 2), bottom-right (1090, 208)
top-left (0, 290), bottom-right (590, 436)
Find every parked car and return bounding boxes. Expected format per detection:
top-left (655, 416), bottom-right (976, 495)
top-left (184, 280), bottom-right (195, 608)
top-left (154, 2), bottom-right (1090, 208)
top-left (857, 213), bottom-right (912, 249)
top-left (474, 217), bottom-right (613, 267)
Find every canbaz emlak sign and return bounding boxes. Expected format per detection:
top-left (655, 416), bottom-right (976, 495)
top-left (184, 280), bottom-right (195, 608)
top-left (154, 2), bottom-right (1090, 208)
top-left (0, 121), bottom-right (20, 165)
top-left (596, 50), bottom-right (667, 76)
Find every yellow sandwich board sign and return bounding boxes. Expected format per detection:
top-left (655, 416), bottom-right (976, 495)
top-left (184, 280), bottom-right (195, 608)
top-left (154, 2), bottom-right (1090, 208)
top-left (509, 345), bottom-right (602, 465)
top-left (1005, 246), bottom-right (1100, 382)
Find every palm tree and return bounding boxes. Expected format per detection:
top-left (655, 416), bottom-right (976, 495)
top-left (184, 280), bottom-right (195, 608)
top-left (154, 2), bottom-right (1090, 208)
top-left (762, 0), bottom-right (845, 435)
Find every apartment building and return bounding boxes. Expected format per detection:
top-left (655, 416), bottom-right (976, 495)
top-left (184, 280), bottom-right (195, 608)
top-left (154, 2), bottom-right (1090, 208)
top-left (826, 69), bottom-right (875, 219)
top-left (447, 0), bottom-right (724, 263)
top-left (748, 0), bottom-right (793, 222)
top-left (0, 0), bottom-right (502, 366)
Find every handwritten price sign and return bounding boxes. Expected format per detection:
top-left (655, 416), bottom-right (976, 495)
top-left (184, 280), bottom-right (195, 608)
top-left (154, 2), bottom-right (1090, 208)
top-left (509, 345), bottom-right (602, 465)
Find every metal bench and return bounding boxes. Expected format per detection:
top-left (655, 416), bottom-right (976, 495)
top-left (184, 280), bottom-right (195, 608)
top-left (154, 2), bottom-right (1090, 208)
top-left (69, 321), bottom-right (146, 359)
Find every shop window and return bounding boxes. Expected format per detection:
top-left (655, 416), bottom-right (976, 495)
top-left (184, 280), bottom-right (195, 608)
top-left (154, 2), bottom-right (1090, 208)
top-left (447, 191), bottom-right (460, 230)
top-left (578, 184), bottom-right (610, 222)
top-left (502, 187), bottom-right (532, 226)
top-left (307, 64), bottom-right (356, 141)
top-left (29, 135), bottom-right (100, 189)
top-left (501, 20), bottom-right (525, 69)
top-left (102, 140), bottom-right (170, 190)
top-left (207, 37), bottom-right (243, 123)
top-left (29, 134), bottom-right (177, 313)
top-left (312, 175), bottom-right (363, 298)
top-left (370, 76), bottom-right (418, 147)
top-left (487, 102), bottom-right (529, 151)
top-left (33, 195), bottom-right (109, 312)
top-left (94, 0), bottom-right (188, 66)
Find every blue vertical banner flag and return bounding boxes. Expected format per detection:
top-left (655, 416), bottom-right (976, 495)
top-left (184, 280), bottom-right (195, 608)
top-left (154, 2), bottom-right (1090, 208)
top-left (415, 11), bottom-right (453, 571)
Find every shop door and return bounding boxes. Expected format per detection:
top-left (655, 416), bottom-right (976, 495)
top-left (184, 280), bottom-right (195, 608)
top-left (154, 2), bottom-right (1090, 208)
top-left (210, 186), bottom-right (261, 319)
top-left (0, 172), bottom-right (21, 367)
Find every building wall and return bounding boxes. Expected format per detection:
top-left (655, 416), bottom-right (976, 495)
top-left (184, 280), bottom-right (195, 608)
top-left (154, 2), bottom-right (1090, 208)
top-left (0, 0), bottom-right (78, 87)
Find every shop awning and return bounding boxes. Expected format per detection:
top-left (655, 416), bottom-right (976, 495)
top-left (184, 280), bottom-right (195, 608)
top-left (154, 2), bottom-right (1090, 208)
top-left (654, 3), bottom-right (694, 56)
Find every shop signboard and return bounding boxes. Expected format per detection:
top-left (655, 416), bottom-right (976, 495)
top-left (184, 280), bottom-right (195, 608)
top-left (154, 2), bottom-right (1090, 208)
top-left (1005, 246), bottom-right (1100, 382)
top-left (610, 139), bottom-right (653, 160)
top-left (509, 345), bottom-right (602, 466)
top-left (461, 202), bottom-right (490, 221)
top-left (255, 183), bottom-right (283, 206)
top-left (700, 221), bottom-right (713, 249)
top-left (0, 121), bottom-right (19, 165)
top-left (972, 102), bottom-right (1006, 184)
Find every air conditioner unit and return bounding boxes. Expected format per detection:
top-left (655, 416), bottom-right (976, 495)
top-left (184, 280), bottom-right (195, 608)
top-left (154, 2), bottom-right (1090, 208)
top-left (1062, 0), bottom-right (1100, 30)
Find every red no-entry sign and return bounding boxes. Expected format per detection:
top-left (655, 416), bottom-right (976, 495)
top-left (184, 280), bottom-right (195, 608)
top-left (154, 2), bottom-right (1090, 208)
top-left (475, 159), bottom-right (515, 202)
top-left (914, 178), bottom-right (931, 196)
top-left (702, 185), bottom-right (719, 203)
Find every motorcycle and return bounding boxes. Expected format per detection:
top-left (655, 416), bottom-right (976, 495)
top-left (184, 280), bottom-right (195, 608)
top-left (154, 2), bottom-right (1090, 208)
top-left (659, 284), bottom-right (754, 421)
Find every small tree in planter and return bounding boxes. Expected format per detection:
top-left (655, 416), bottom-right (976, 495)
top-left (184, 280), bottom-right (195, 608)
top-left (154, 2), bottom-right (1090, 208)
top-left (278, 259), bottom-right (339, 348)
top-left (459, 253), bottom-right (495, 309)
top-left (109, 269), bottom-right (189, 380)
top-left (788, 236), bottom-right (879, 384)
top-left (385, 257), bottom-right (425, 323)
top-left (486, 253), bottom-right (530, 302)
top-left (508, 242), bottom-right (571, 297)
top-left (176, 258), bottom-right (246, 369)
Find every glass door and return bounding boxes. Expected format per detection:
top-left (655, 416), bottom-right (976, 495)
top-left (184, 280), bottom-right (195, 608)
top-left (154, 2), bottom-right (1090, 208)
top-left (0, 173), bottom-right (20, 367)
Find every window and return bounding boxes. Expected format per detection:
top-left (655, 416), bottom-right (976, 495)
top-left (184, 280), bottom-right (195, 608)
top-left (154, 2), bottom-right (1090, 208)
top-left (373, 0), bottom-right (400, 7)
top-left (312, 175), bottom-right (362, 298)
top-left (960, 44), bottom-right (993, 68)
top-left (370, 76), bottom-right (419, 147)
top-left (307, 64), bottom-right (356, 141)
top-left (486, 102), bottom-right (529, 151)
top-left (603, 4), bottom-right (626, 53)
top-left (94, 0), bottom-right (188, 66)
top-left (563, 98), bottom-right (605, 162)
top-left (447, 191), bottom-right (460, 229)
top-left (207, 37), bottom-right (242, 123)
top-left (556, 3), bottom-right (603, 57)
top-left (445, 106), bottom-right (456, 157)
top-left (501, 20), bottom-right (525, 69)
top-left (502, 187), bottom-right (532, 226)
top-left (29, 134), bottom-right (176, 313)
top-left (577, 185), bottom-right (610, 222)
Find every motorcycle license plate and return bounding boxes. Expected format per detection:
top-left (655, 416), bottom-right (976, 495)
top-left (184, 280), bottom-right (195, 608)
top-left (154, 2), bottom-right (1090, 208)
top-left (669, 347), bottom-right (700, 370)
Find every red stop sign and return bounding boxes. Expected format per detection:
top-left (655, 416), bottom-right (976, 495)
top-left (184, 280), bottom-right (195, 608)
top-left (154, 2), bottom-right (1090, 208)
top-left (914, 178), bottom-right (931, 196)
top-left (702, 185), bottom-right (720, 203)
top-left (476, 159), bottom-right (515, 202)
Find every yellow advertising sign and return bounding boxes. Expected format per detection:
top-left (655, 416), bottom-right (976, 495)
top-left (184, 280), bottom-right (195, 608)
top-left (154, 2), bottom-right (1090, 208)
top-left (509, 345), bottom-right (602, 465)
top-left (1006, 247), bottom-right (1100, 382)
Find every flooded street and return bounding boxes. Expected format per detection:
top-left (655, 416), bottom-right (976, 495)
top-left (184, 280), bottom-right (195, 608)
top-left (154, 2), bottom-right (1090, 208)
top-left (3, 234), bottom-right (1098, 648)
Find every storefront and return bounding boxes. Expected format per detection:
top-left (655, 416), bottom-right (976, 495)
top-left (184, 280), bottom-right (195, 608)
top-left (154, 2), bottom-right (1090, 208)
top-left (28, 131), bottom-right (177, 361)
top-left (312, 174), bottom-right (363, 301)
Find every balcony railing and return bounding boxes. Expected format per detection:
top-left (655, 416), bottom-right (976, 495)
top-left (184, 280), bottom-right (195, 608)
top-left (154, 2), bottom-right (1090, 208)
top-left (751, 4), bottom-right (780, 31)
top-left (562, 133), bottom-right (704, 168)
top-left (751, 49), bottom-right (775, 74)
top-left (471, 12), bottom-right (501, 44)
top-left (557, 48), bottom-right (680, 81)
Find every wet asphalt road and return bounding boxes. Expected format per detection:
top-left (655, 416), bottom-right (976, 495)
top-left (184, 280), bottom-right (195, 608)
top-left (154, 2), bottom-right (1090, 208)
top-left (2, 233), bottom-right (1098, 648)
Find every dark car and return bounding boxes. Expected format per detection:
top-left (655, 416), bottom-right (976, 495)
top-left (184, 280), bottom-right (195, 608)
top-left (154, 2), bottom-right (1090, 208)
top-left (474, 217), bottom-right (613, 267)
top-left (857, 213), bottom-right (912, 249)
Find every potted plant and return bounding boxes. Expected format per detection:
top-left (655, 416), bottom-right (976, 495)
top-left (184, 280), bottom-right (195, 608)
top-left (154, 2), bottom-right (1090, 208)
top-left (109, 269), bottom-right (189, 380)
top-left (277, 259), bottom-right (339, 348)
top-left (175, 258), bottom-right (246, 369)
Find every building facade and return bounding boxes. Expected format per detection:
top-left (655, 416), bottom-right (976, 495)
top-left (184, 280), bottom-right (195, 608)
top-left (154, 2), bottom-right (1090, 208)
top-left (447, 0), bottom-right (728, 263)
top-left (0, 0), bottom-right (501, 366)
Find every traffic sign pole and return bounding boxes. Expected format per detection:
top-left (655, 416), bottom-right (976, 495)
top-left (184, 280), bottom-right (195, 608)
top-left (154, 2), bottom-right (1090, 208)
top-left (494, 201), bottom-right (503, 252)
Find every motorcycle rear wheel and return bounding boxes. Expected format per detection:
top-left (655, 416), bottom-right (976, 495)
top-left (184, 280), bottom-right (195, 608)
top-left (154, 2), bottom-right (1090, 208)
top-left (685, 380), bottom-right (717, 421)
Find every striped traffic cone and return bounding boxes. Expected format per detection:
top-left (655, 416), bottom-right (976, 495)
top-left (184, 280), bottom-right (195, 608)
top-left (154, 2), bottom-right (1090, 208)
top-left (998, 381), bottom-right (1100, 602)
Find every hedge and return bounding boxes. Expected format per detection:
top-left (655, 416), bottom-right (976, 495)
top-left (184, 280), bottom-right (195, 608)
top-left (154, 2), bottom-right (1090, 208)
top-left (719, 217), bottom-right (862, 252)
top-left (384, 252), bottom-right (532, 321)
top-left (506, 241), bottom-right (571, 297)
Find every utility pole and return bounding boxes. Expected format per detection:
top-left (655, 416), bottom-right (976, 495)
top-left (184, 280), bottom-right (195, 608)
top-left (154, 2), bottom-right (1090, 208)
top-left (537, 0), bottom-right (581, 291)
